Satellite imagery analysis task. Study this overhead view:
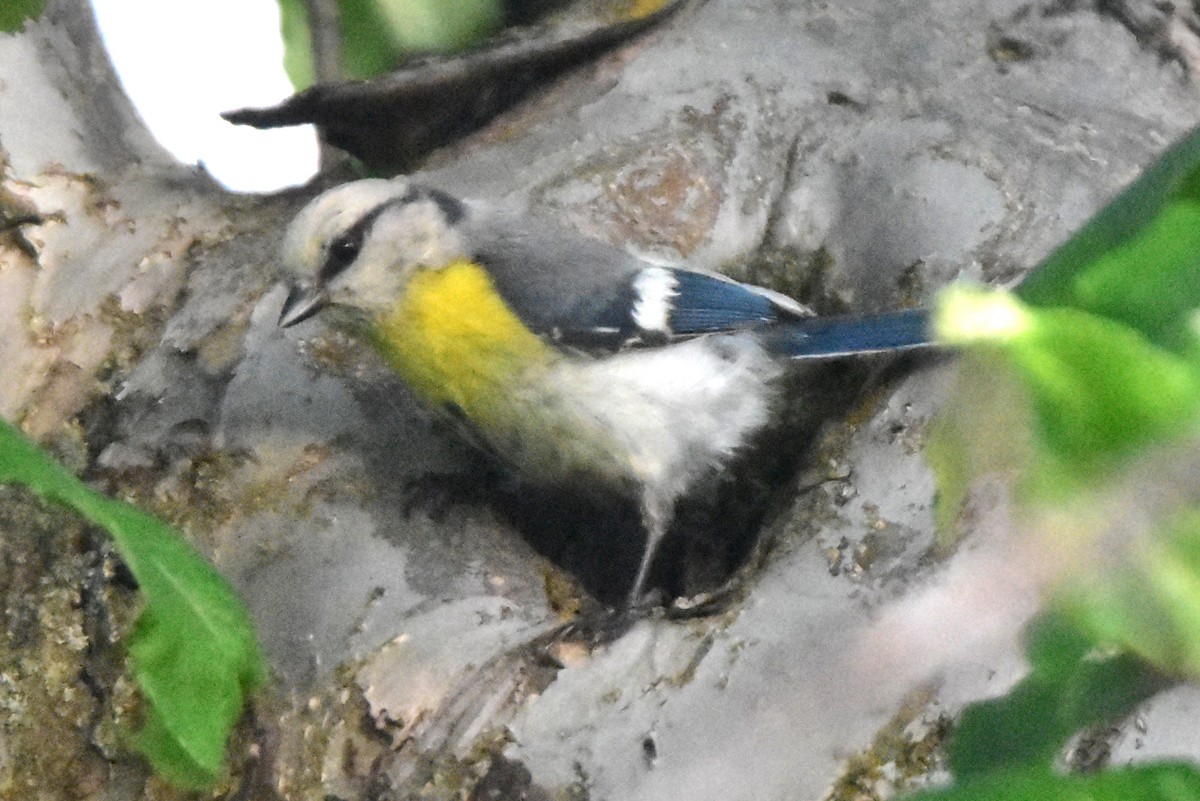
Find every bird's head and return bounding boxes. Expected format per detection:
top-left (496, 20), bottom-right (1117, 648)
top-left (278, 179), bottom-right (471, 329)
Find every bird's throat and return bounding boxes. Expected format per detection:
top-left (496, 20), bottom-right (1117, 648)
top-left (371, 259), bottom-right (555, 426)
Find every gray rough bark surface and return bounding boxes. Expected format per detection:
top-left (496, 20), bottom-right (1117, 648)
top-left (1, 0), bottom-right (1199, 799)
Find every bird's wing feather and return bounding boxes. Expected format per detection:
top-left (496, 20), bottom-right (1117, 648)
top-left (467, 209), bottom-right (927, 357)
top-left (761, 307), bottom-right (934, 358)
top-left (471, 213), bottom-right (809, 350)
top-left (469, 213), bottom-right (643, 349)
top-left (662, 267), bottom-right (810, 334)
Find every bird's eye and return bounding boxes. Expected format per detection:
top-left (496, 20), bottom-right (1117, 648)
top-left (321, 227), bottom-right (365, 281)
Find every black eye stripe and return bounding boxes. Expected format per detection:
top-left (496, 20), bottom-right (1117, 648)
top-left (318, 203), bottom-right (389, 283)
top-left (317, 186), bottom-right (466, 284)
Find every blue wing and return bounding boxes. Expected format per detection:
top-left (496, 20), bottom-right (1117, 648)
top-left (477, 223), bottom-right (930, 357)
top-left (665, 268), bottom-right (805, 333)
top-left (473, 215), bottom-right (809, 350)
top-left (761, 307), bottom-right (934, 358)
top-left (564, 266), bottom-right (808, 348)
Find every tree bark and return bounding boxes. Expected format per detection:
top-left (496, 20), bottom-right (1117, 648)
top-left (1, 0), bottom-right (1199, 799)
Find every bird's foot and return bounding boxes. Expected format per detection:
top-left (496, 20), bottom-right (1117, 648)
top-left (665, 566), bottom-right (755, 619)
top-left (623, 585), bottom-right (668, 614)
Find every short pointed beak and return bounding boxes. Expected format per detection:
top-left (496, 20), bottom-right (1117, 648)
top-left (278, 284), bottom-right (328, 328)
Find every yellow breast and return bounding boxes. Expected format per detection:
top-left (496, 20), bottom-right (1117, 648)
top-left (367, 259), bottom-right (648, 490)
top-left (368, 259), bottom-right (555, 430)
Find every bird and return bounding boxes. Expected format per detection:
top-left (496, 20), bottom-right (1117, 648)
top-left (277, 178), bottom-right (933, 607)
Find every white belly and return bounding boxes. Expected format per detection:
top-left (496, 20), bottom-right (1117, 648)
top-left (491, 334), bottom-right (784, 513)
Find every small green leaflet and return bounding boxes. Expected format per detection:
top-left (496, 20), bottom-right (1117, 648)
top-left (910, 763), bottom-right (1200, 801)
top-left (946, 614), bottom-right (1164, 780)
top-left (0, 0), bottom-right (45, 33)
top-left (1016, 124), bottom-right (1200, 356)
top-left (0, 418), bottom-right (265, 790)
top-left (276, 0), bottom-right (503, 90)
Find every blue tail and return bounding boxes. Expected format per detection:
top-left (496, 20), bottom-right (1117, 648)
top-left (762, 307), bottom-right (934, 359)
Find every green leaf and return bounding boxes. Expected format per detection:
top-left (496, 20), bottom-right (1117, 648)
top-left (375, 0), bottom-right (502, 54)
top-left (277, 0), bottom-right (398, 88)
top-left (0, 0), bottom-right (45, 33)
top-left (1017, 125), bottom-right (1200, 355)
top-left (924, 124), bottom-right (1200, 801)
top-left (1060, 509), bottom-right (1200, 681)
top-left (276, 0), bottom-right (504, 89)
top-left (277, 0), bottom-right (314, 90)
top-left (905, 762), bottom-right (1200, 801)
top-left (339, 0), bottom-right (408, 80)
top-left (931, 126), bottom-right (1200, 503)
top-left (949, 614), bottom-right (1162, 778)
top-left (0, 419), bottom-right (265, 790)
top-left (925, 345), bottom-right (1033, 541)
top-left (934, 287), bottom-right (1200, 495)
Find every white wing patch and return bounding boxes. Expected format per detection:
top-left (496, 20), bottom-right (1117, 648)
top-left (631, 266), bottom-right (680, 334)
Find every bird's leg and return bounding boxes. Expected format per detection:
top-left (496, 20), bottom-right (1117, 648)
top-left (627, 497), bottom-right (670, 608)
